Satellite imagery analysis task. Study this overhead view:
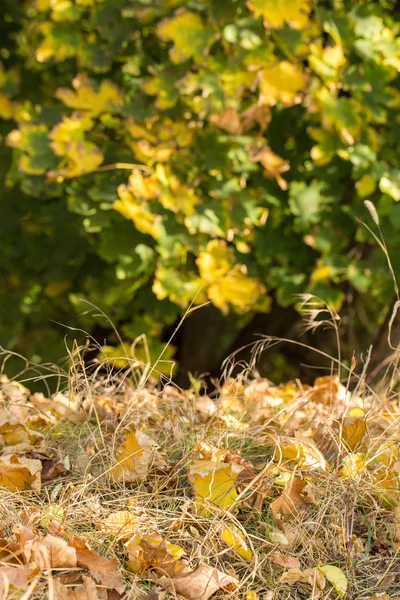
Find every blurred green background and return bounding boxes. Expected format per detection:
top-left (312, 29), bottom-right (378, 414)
top-left (1, 0), bottom-right (400, 385)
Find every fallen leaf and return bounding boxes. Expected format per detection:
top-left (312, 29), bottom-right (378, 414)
top-left (23, 534), bottom-right (77, 569)
top-left (125, 533), bottom-right (186, 576)
top-left (54, 575), bottom-right (105, 599)
top-left (341, 414), bottom-right (367, 450)
top-left (99, 511), bottom-right (137, 539)
top-left (317, 565), bottom-right (347, 598)
top-left (153, 562), bottom-right (238, 600)
top-left (308, 376), bottom-right (348, 406)
top-left (221, 525), bottom-right (252, 560)
top-left (188, 460), bottom-right (244, 515)
top-left (273, 437), bottom-right (327, 471)
top-left (270, 554), bottom-right (300, 569)
top-left (0, 566), bottom-right (33, 596)
top-left (0, 454), bottom-right (42, 491)
top-left (70, 537), bottom-right (126, 594)
top-left (110, 428), bottom-right (158, 483)
top-left (279, 568), bottom-right (304, 584)
top-left (270, 477), bottom-right (316, 521)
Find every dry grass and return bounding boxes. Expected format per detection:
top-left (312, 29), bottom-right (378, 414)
top-left (1, 334), bottom-right (400, 600)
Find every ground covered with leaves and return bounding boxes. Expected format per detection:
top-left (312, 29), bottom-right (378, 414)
top-left (0, 369), bottom-right (400, 600)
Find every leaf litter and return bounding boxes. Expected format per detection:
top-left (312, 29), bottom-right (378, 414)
top-left (0, 369), bottom-right (399, 599)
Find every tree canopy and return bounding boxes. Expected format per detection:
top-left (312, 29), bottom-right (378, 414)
top-left (1, 0), bottom-right (400, 374)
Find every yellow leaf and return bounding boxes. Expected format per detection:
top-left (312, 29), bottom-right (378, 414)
top-left (56, 74), bottom-right (122, 117)
top-left (114, 183), bottom-right (162, 239)
top-left (100, 511), bottom-right (138, 539)
top-left (260, 62), bottom-right (306, 106)
top-left (207, 268), bottom-right (263, 314)
top-left (340, 453), bottom-right (366, 480)
top-left (188, 460), bottom-right (243, 515)
top-left (49, 115), bottom-right (94, 156)
top-left (126, 170), bottom-right (160, 200)
top-left (110, 428), bottom-right (158, 483)
top-left (342, 415), bottom-right (367, 451)
top-left (317, 565), bottom-right (348, 598)
top-left (311, 265), bottom-right (331, 282)
top-left (356, 174), bottom-right (377, 198)
top-left (244, 592), bottom-right (259, 600)
top-left (221, 525), bottom-right (252, 560)
top-left (197, 241), bottom-right (265, 313)
top-left (0, 93), bottom-right (14, 119)
top-left (274, 438), bottom-right (327, 471)
top-left (247, 0), bottom-right (312, 29)
top-left (152, 265), bottom-right (204, 308)
top-left (0, 454), bottom-right (42, 491)
top-left (48, 140), bottom-right (103, 181)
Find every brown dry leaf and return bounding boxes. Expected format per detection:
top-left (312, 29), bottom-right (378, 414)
top-left (0, 454), bottom-right (42, 491)
top-left (140, 593), bottom-right (166, 600)
top-left (248, 143), bottom-right (289, 190)
top-left (153, 561), bottom-right (238, 600)
top-left (270, 477), bottom-right (316, 522)
top-left (23, 534), bottom-right (77, 569)
top-left (241, 105), bottom-right (271, 132)
top-left (210, 108), bottom-right (242, 135)
top-left (0, 566), bottom-right (33, 596)
top-left (279, 567), bottom-right (304, 584)
top-left (270, 554), bottom-right (300, 569)
top-left (365, 594), bottom-right (390, 600)
top-left (110, 427), bottom-right (158, 483)
top-left (54, 575), bottom-right (106, 599)
top-left (70, 537), bottom-right (126, 594)
top-left (280, 567), bottom-right (325, 597)
top-left (193, 397), bottom-right (217, 420)
top-left (125, 533), bottom-right (186, 576)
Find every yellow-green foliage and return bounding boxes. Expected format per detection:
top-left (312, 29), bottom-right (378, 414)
top-left (1, 0), bottom-right (400, 361)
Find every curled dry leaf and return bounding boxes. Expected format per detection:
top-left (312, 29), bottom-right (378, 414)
top-left (153, 561), bottom-right (238, 600)
top-left (270, 554), bottom-right (300, 569)
top-left (70, 537), bottom-right (126, 594)
top-left (270, 477), bottom-right (316, 522)
top-left (0, 454), bottom-right (42, 491)
top-left (23, 534), bottom-right (77, 569)
top-left (110, 427), bottom-right (159, 483)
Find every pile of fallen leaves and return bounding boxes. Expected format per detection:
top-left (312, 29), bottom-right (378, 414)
top-left (0, 371), bottom-right (399, 600)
